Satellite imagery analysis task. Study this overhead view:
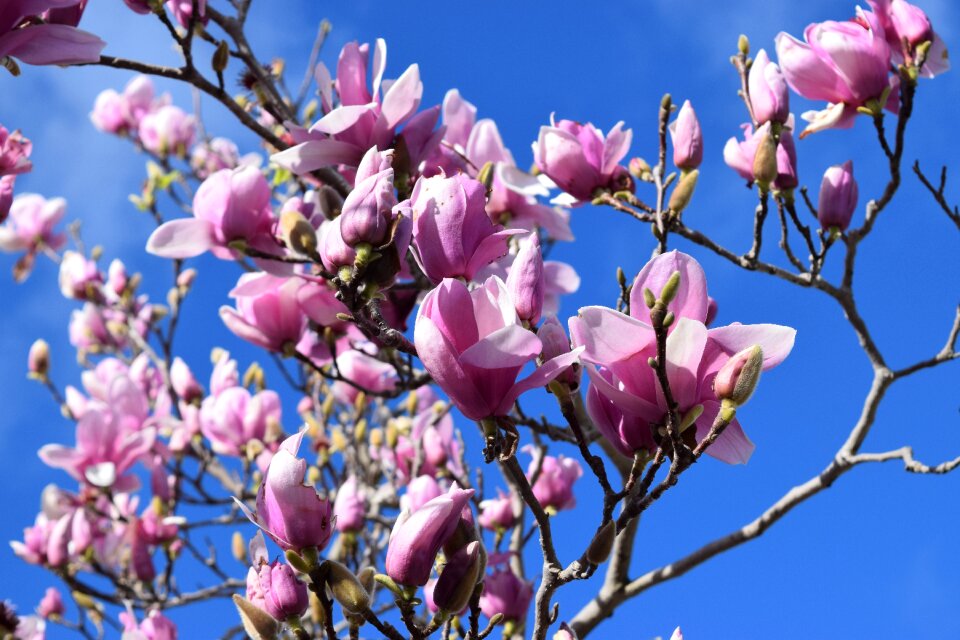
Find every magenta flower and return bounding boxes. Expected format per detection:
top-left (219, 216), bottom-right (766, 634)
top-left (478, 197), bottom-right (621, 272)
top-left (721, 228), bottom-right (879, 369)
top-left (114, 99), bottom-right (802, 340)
top-left (505, 233), bottom-right (544, 326)
top-left (339, 146), bottom-right (397, 247)
top-left (723, 123), bottom-right (798, 191)
top-left (237, 432), bottom-right (334, 553)
top-left (409, 173), bottom-right (522, 283)
top-left (39, 376), bottom-right (156, 488)
top-left (333, 475), bottom-right (367, 534)
top-left (199, 386), bottom-right (281, 458)
top-left (479, 566), bottom-right (533, 623)
top-left (330, 348), bottom-right (399, 405)
top-left (868, 0), bottom-right (949, 76)
top-left (478, 490), bottom-right (516, 531)
top-left (58, 250), bottom-right (101, 301)
top-left (170, 357), bottom-right (203, 404)
top-left (0, 193), bottom-right (66, 254)
top-left (147, 166), bottom-right (276, 260)
top-left (775, 9), bottom-right (894, 136)
top-left (668, 100), bottom-right (703, 171)
top-left (0, 0), bottom-right (104, 69)
top-left (817, 160), bottom-right (858, 231)
top-left (138, 104), bottom-right (196, 157)
top-left (569, 251), bottom-right (796, 464)
top-left (414, 275), bottom-right (583, 421)
top-left (526, 448), bottom-right (581, 513)
top-left (537, 316), bottom-right (580, 388)
top-left (534, 116), bottom-right (632, 203)
top-left (748, 49), bottom-right (790, 126)
top-left (272, 39), bottom-right (435, 174)
top-left (219, 274), bottom-right (307, 354)
top-left (190, 137), bottom-right (242, 179)
top-left (258, 561), bottom-right (309, 621)
top-left (90, 75), bottom-right (160, 135)
top-left (0, 125), bottom-right (32, 177)
top-left (37, 587), bottom-right (64, 619)
top-left (385, 483), bottom-right (474, 586)
top-left (120, 610), bottom-right (178, 640)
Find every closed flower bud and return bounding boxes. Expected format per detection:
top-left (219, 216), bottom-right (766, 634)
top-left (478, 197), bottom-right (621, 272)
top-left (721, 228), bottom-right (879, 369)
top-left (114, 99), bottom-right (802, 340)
top-left (538, 316), bottom-right (580, 388)
top-left (38, 587), bottom-right (65, 619)
top-left (585, 520), bottom-right (616, 565)
top-left (323, 560), bottom-right (371, 614)
top-left (817, 161), bottom-right (858, 232)
top-left (668, 100), bottom-right (703, 171)
top-left (713, 344), bottom-right (764, 407)
top-left (433, 541), bottom-right (483, 615)
top-left (752, 125), bottom-right (779, 188)
top-left (170, 357), bottom-right (203, 403)
top-left (258, 561), bottom-right (309, 621)
top-left (28, 339), bottom-right (50, 380)
top-left (506, 233), bottom-right (545, 325)
top-left (748, 49), bottom-right (790, 125)
top-left (667, 169), bottom-right (698, 213)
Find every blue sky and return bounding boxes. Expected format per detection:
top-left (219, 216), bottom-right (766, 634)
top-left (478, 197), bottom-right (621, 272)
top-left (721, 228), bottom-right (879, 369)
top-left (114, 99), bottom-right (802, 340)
top-left (1, 0), bottom-right (959, 638)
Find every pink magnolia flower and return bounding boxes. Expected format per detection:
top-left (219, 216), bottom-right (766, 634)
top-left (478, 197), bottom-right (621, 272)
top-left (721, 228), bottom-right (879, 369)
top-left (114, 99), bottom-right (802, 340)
top-left (408, 172), bottom-right (523, 283)
top-left (505, 233), bottom-right (544, 326)
top-left (37, 587), bottom-right (64, 619)
top-left (339, 146), bottom-right (397, 247)
top-left (237, 432), bottom-right (334, 553)
top-left (58, 250), bottom-right (102, 300)
top-left (478, 490), bottom-right (516, 531)
top-left (0, 193), bottom-right (66, 254)
top-left (147, 166), bottom-right (276, 260)
top-left (775, 9), bottom-right (894, 136)
top-left (333, 475), bottom-right (367, 534)
top-left (569, 251), bottom-right (796, 464)
top-left (15, 615), bottom-right (46, 640)
top-left (413, 275), bottom-right (583, 421)
top-left (219, 274), bottom-right (307, 354)
top-left (424, 89), bottom-right (573, 241)
top-left (120, 610), bottom-right (178, 640)
top-left (90, 75), bottom-right (160, 135)
top-left (0, 0), bottom-right (104, 68)
top-left (479, 566), bottom-right (533, 623)
top-left (166, 0), bottom-right (207, 28)
top-left (385, 483), bottom-right (474, 586)
top-left (258, 561), bottom-right (309, 621)
top-left (199, 386), bottom-right (281, 458)
top-left (477, 251), bottom-right (581, 318)
top-left (538, 316), bottom-right (580, 388)
top-left (534, 116), bottom-right (633, 203)
top-left (668, 100), bottom-right (703, 171)
top-left (272, 39), bottom-right (437, 175)
top-left (400, 475), bottom-right (444, 513)
top-left (330, 348), bottom-right (399, 404)
top-left (39, 376), bottom-right (156, 488)
top-left (723, 123), bottom-right (798, 191)
top-left (748, 49), bottom-right (790, 125)
top-left (190, 137), bottom-right (241, 179)
top-left (138, 104), bottom-right (196, 156)
top-left (526, 448), bottom-right (581, 512)
top-left (0, 125), bottom-right (32, 176)
top-left (170, 357), bottom-right (202, 404)
top-left (868, 0), bottom-right (949, 76)
top-left (817, 160), bottom-right (858, 231)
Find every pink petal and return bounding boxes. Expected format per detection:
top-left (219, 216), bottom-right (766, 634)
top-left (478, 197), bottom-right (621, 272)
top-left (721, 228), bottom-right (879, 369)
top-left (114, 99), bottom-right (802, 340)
top-left (459, 324), bottom-right (542, 369)
top-left (568, 306), bottom-right (655, 365)
top-left (146, 218), bottom-right (214, 258)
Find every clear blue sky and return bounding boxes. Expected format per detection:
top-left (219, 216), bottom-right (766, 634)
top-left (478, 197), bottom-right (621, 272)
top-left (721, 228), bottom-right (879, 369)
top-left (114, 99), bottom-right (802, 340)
top-left (1, 1), bottom-right (958, 638)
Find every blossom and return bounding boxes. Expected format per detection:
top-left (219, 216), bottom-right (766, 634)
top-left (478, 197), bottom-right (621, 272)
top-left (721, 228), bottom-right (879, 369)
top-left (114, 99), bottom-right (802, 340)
top-left (219, 274), bottom-right (307, 354)
top-left (0, 125), bottom-right (32, 176)
top-left (199, 386), bottom-right (281, 458)
top-left (748, 49), bottom-right (790, 125)
top-left (90, 75), bottom-right (160, 135)
top-left (147, 166), bottom-right (276, 260)
top-left (258, 561), bottom-right (309, 621)
top-left (817, 160), bottom-right (858, 231)
top-left (775, 9), bottom-right (894, 136)
top-left (868, 0), bottom-right (949, 77)
top-left (236, 432), bottom-right (334, 553)
top-left (569, 251), bottom-right (796, 464)
top-left (723, 123), bottom-right (798, 190)
top-left (0, 0), bottom-right (104, 69)
top-left (479, 566), bottom-right (533, 622)
top-left (534, 116), bottom-right (632, 203)
top-left (478, 490), bottom-right (516, 531)
top-left (332, 476), bottom-right (367, 534)
top-left (668, 100), bottom-right (703, 170)
top-left (385, 483), bottom-right (474, 586)
top-left (526, 449), bottom-right (581, 512)
top-left (413, 275), bottom-right (583, 420)
top-left (138, 104), bottom-right (196, 156)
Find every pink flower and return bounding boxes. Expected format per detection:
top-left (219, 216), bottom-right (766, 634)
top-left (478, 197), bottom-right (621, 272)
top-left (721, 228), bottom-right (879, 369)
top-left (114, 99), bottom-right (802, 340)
top-left (170, 357), bottom-right (203, 404)
top-left (258, 561), bottom-right (309, 621)
top-left (0, 125), bottom-right (32, 177)
top-left (413, 275), bottom-right (583, 420)
top-left (330, 348), bottom-right (399, 404)
top-left (0, 194), bottom-right (66, 254)
top-left (90, 75), bottom-right (160, 135)
top-left (868, 0), bottom-right (949, 77)
top-left (400, 475), bottom-right (443, 513)
top-left (272, 39), bottom-right (437, 175)
top-left (723, 123), bottom-right (798, 191)
top-left (37, 588), bottom-right (64, 619)
top-left (526, 449), bottom-right (581, 512)
top-left (339, 146), bottom-right (397, 247)
top-left (166, 0), bottom-right (207, 28)
top-left (190, 137), bottom-right (241, 179)
top-left (817, 160), bottom-right (858, 231)
top-left (58, 250), bottom-right (101, 300)
top-left (748, 49), bottom-right (790, 125)
top-left (147, 166), bottom-right (276, 260)
top-left (138, 104), bottom-right (196, 157)
top-left (39, 375), bottom-right (155, 488)
top-left (534, 116), bottom-right (632, 203)
top-left (199, 386), bottom-right (281, 457)
top-left (505, 233), bottom-right (544, 326)
top-left (0, 0), bottom-right (104, 68)
top-left (333, 476), bottom-right (367, 534)
top-left (409, 173), bottom-right (522, 283)
top-left (479, 566), bottom-right (533, 622)
top-left (219, 274), bottom-right (307, 354)
top-left (120, 610), bottom-right (178, 640)
top-left (237, 433), bottom-right (334, 553)
top-left (569, 251), bottom-right (796, 464)
top-left (478, 490), bottom-right (516, 531)
top-left (385, 483), bottom-right (474, 586)
top-left (775, 9), bottom-right (894, 136)
top-left (537, 316), bottom-right (580, 388)
top-left (668, 100), bottom-right (703, 171)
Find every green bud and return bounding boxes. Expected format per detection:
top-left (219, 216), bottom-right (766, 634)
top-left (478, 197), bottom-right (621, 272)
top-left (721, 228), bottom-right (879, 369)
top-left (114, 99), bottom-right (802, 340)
top-left (477, 161), bottom-right (496, 196)
top-left (213, 41), bottom-right (230, 74)
top-left (642, 287), bottom-right (656, 309)
top-left (713, 344), bottom-right (764, 407)
top-left (738, 34), bottom-right (750, 56)
top-left (1, 56), bottom-right (22, 77)
top-left (284, 549), bottom-right (312, 574)
top-left (659, 271), bottom-right (681, 305)
top-left (233, 594), bottom-right (279, 640)
top-left (667, 169), bottom-right (699, 213)
top-left (323, 560), bottom-right (371, 614)
top-left (280, 210), bottom-right (318, 257)
top-left (752, 130), bottom-right (778, 189)
top-left (662, 311), bottom-right (675, 328)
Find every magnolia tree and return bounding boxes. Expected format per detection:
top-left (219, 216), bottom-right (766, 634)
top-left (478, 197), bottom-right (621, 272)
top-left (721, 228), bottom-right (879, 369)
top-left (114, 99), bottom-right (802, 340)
top-left (1, 1), bottom-right (958, 639)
